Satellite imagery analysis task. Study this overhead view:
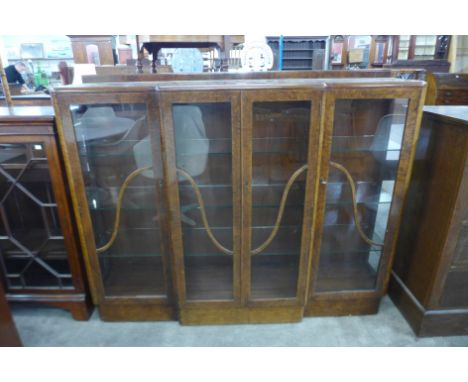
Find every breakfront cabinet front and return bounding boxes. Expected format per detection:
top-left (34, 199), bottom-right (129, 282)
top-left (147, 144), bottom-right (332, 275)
top-left (0, 107), bottom-right (91, 320)
top-left (53, 79), bottom-right (425, 323)
top-left (158, 85), bottom-right (323, 323)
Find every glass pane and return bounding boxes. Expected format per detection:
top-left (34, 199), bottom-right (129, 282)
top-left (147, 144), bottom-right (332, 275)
top-left (397, 50), bottom-right (409, 60)
top-left (316, 99), bottom-right (408, 292)
top-left (71, 104), bottom-right (166, 297)
top-left (414, 35), bottom-right (436, 60)
top-left (0, 142), bottom-right (72, 289)
top-left (398, 35), bottom-right (410, 60)
top-left (399, 35), bottom-right (410, 47)
top-left (172, 103), bottom-right (233, 301)
top-left (251, 101), bottom-right (311, 299)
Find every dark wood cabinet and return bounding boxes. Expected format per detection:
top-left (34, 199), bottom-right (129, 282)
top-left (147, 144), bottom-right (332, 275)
top-left (0, 280), bottom-right (21, 346)
top-left (392, 35), bottom-right (451, 61)
top-left (0, 106), bottom-right (92, 320)
top-left (53, 78), bottom-right (425, 323)
top-left (426, 73), bottom-right (468, 105)
top-left (389, 106), bottom-right (468, 336)
top-left (68, 35), bottom-right (115, 66)
top-left (329, 36), bottom-right (390, 70)
top-left (385, 35), bottom-right (452, 76)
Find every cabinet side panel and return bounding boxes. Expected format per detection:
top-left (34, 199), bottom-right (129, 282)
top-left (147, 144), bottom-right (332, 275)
top-left (394, 114), bottom-right (467, 306)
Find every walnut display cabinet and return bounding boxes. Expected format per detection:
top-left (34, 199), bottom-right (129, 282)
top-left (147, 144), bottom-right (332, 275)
top-left (52, 78), bottom-right (426, 323)
top-left (0, 106), bottom-right (92, 320)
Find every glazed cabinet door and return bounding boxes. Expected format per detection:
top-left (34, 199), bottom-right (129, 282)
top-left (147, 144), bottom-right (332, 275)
top-left (0, 137), bottom-right (76, 290)
top-left (241, 89), bottom-right (321, 305)
top-left (54, 91), bottom-right (173, 319)
top-left (160, 91), bottom-right (241, 305)
top-left (310, 87), bottom-right (424, 302)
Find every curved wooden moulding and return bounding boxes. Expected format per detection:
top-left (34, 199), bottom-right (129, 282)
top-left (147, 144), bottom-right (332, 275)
top-left (96, 161), bottom-right (384, 256)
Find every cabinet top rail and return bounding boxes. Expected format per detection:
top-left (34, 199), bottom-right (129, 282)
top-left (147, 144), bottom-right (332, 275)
top-left (424, 105), bottom-right (468, 125)
top-left (0, 106), bottom-right (54, 123)
top-left (52, 78), bottom-right (426, 94)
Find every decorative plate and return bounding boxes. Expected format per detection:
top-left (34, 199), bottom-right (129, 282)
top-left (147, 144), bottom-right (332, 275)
top-left (171, 48), bottom-right (204, 73)
top-left (240, 42), bottom-right (274, 72)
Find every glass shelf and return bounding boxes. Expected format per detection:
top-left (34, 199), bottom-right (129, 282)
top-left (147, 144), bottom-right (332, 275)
top-left (99, 253), bottom-right (162, 258)
top-left (326, 200), bottom-right (392, 206)
top-left (331, 135), bottom-right (402, 153)
top-left (75, 137), bottom-right (306, 158)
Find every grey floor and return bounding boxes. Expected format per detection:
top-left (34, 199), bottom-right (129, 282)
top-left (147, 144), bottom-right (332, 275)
top-left (11, 296), bottom-right (468, 346)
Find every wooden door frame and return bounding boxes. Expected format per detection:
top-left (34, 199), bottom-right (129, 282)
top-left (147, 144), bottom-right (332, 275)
top-left (52, 89), bottom-right (175, 312)
top-left (0, 134), bottom-right (86, 296)
top-left (158, 89), bottom-right (242, 309)
top-left (308, 84), bottom-right (426, 303)
top-left (241, 88), bottom-right (323, 308)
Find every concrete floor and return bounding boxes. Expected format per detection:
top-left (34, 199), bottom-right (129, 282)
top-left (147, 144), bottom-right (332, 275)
top-left (11, 296), bottom-right (468, 346)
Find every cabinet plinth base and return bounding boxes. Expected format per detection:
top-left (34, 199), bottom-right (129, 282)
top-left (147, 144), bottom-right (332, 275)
top-left (98, 303), bottom-right (175, 321)
top-left (179, 305), bottom-right (303, 325)
top-left (304, 296), bottom-right (380, 317)
top-left (7, 293), bottom-right (93, 321)
top-left (389, 272), bottom-right (468, 337)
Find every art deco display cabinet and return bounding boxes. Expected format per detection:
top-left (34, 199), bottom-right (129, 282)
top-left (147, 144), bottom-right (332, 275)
top-left (0, 106), bottom-right (92, 320)
top-left (52, 78), bottom-right (426, 323)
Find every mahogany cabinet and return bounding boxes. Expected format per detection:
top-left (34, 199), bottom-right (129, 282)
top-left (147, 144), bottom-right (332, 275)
top-left (389, 106), bottom-right (468, 336)
top-left (0, 106), bottom-right (92, 320)
top-left (0, 279), bottom-right (21, 346)
top-left (426, 73), bottom-right (468, 105)
top-left (52, 78), bottom-right (426, 323)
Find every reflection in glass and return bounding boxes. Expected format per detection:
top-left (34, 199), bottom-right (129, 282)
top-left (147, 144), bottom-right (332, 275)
top-left (172, 103), bottom-right (234, 301)
top-left (251, 101), bottom-right (311, 299)
top-left (0, 143), bottom-right (72, 289)
top-left (71, 104), bottom-right (167, 297)
top-left (316, 99), bottom-right (408, 292)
